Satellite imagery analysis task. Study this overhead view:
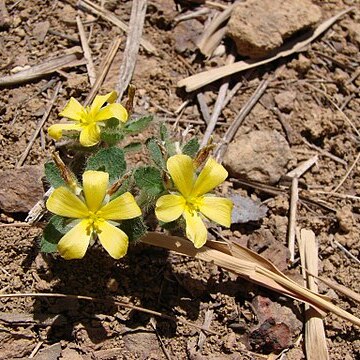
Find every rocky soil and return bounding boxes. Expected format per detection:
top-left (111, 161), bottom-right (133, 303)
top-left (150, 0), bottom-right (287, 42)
top-left (0, 0), bottom-right (359, 359)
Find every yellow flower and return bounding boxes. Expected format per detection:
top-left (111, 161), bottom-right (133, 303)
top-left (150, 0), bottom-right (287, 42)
top-left (155, 155), bottom-right (233, 248)
top-left (46, 170), bottom-right (141, 260)
top-left (48, 91), bottom-right (128, 147)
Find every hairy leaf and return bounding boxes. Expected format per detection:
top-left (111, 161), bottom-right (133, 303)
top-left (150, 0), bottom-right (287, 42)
top-left (134, 166), bottom-right (164, 196)
top-left (44, 162), bottom-right (66, 188)
top-left (86, 147), bottom-right (126, 183)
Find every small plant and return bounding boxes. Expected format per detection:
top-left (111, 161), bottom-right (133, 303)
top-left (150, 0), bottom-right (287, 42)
top-left (41, 90), bottom-right (233, 259)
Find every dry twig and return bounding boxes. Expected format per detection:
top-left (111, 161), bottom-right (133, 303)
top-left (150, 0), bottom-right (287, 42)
top-left (331, 152), bottom-right (360, 194)
top-left (84, 37), bottom-right (122, 106)
top-left (76, 15), bottom-right (96, 86)
top-left (78, 0), bottom-right (157, 55)
top-left (196, 4), bottom-right (234, 57)
top-left (201, 50), bottom-right (236, 147)
top-left (16, 82), bottom-right (62, 168)
top-left (115, 0), bottom-right (148, 101)
top-left (304, 82), bottom-right (360, 137)
top-left (0, 48), bottom-right (84, 87)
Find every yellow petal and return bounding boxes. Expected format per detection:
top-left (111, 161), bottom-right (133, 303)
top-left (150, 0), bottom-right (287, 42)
top-left (167, 155), bottom-right (195, 198)
top-left (97, 220), bottom-right (128, 259)
top-left (183, 209), bottom-right (207, 248)
top-left (155, 194), bottom-right (186, 222)
top-left (48, 123), bottom-right (82, 140)
top-left (99, 192), bottom-right (141, 220)
top-left (192, 157), bottom-right (228, 196)
top-left (89, 91), bottom-right (118, 116)
top-left (46, 187), bottom-right (89, 218)
top-left (59, 97), bottom-right (86, 121)
top-left (95, 103), bottom-right (128, 123)
top-left (57, 219), bottom-right (91, 259)
top-left (79, 123), bottom-right (101, 147)
top-left (198, 196), bottom-right (233, 227)
top-left (82, 171), bottom-right (109, 212)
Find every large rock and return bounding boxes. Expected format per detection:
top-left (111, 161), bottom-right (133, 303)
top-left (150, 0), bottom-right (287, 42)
top-left (0, 165), bottom-right (44, 213)
top-left (227, 0), bottom-right (322, 58)
top-left (224, 130), bottom-right (293, 184)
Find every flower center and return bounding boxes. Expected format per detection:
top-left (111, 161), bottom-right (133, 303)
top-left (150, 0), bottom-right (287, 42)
top-left (80, 106), bottom-right (95, 125)
top-left (185, 197), bottom-right (200, 215)
top-left (87, 211), bottom-right (105, 234)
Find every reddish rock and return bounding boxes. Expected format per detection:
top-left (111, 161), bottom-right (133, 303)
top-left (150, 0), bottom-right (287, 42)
top-left (249, 318), bottom-right (291, 353)
top-left (0, 165), bottom-right (44, 213)
top-left (249, 295), bottom-right (302, 353)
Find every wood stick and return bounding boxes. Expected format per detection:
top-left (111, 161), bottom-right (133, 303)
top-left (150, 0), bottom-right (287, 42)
top-left (84, 37), bottom-right (122, 106)
top-left (299, 229), bottom-right (329, 360)
top-left (78, 0), bottom-right (157, 55)
top-left (196, 93), bottom-right (211, 125)
top-left (333, 239), bottom-right (360, 266)
top-left (0, 49), bottom-right (84, 87)
top-left (288, 177), bottom-right (299, 263)
top-left (286, 156), bottom-right (318, 178)
top-left (16, 82), bottom-right (62, 168)
top-left (115, 0), bottom-right (148, 101)
top-left (201, 51), bottom-right (235, 147)
top-left (301, 136), bottom-right (347, 166)
top-left (196, 4), bottom-right (234, 57)
top-left (76, 15), bottom-right (96, 86)
top-left (48, 29), bottom-right (80, 43)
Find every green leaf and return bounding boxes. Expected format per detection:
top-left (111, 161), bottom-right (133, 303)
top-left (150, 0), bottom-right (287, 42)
top-left (100, 127), bottom-right (124, 147)
top-left (124, 115), bottom-right (153, 134)
top-left (120, 216), bottom-right (147, 243)
top-left (105, 117), bottom-right (120, 128)
top-left (86, 147), bottom-right (126, 183)
top-left (146, 138), bottom-right (166, 169)
top-left (44, 162), bottom-right (66, 188)
top-left (159, 123), bottom-right (176, 156)
top-left (40, 215), bottom-right (69, 253)
top-left (134, 166), bottom-right (164, 196)
top-left (182, 138), bottom-right (200, 157)
top-left (123, 142), bottom-right (142, 153)
top-left (160, 123), bottom-right (168, 142)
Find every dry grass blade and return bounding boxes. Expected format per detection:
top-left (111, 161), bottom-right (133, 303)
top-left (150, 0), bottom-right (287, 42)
top-left (16, 82), bottom-right (61, 168)
top-left (331, 152), bottom-right (360, 193)
top-left (0, 48), bottom-right (84, 87)
top-left (84, 37), bottom-right (122, 106)
top-left (142, 232), bottom-right (360, 327)
top-left (196, 4), bottom-right (233, 57)
top-left (201, 51), bottom-right (235, 147)
top-left (78, 0), bottom-right (157, 55)
top-left (116, 0), bottom-right (148, 101)
top-left (76, 15), bottom-right (96, 86)
top-left (299, 229), bottom-right (329, 360)
top-left (178, 7), bottom-right (354, 92)
top-left (304, 270), bottom-right (360, 304)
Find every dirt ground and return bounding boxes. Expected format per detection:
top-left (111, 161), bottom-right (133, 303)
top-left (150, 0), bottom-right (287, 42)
top-left (0, 0), bottom-right (359, 359)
